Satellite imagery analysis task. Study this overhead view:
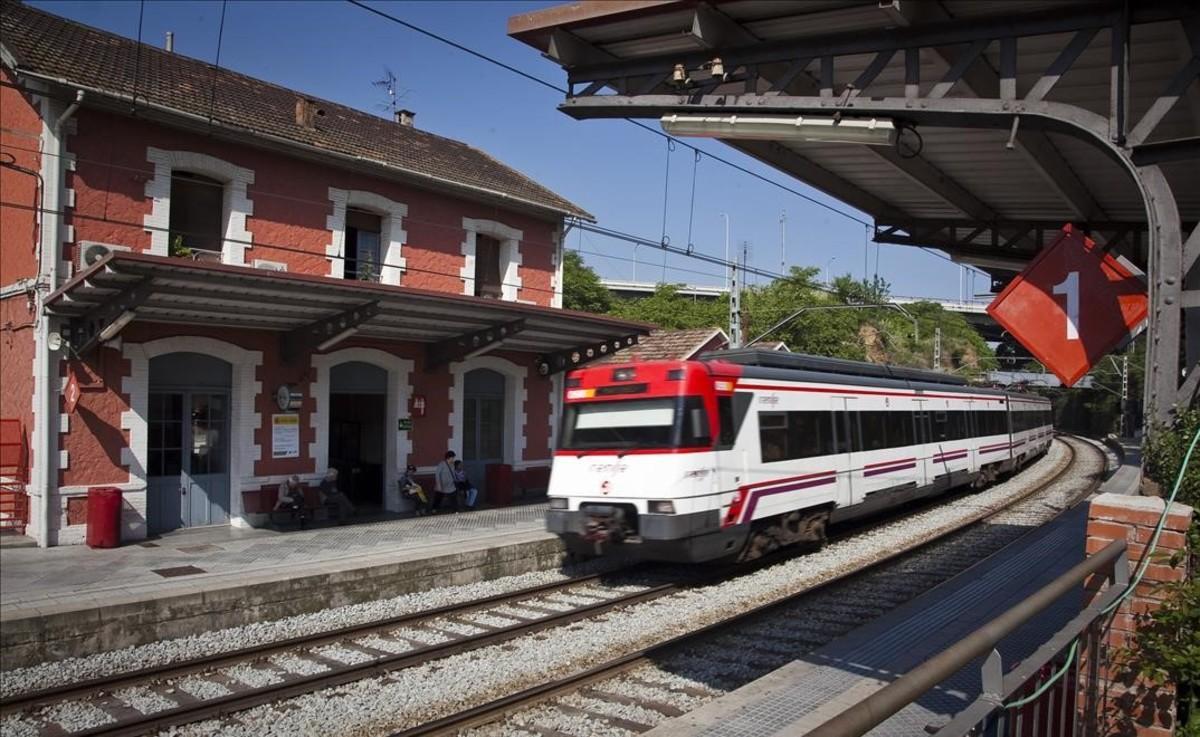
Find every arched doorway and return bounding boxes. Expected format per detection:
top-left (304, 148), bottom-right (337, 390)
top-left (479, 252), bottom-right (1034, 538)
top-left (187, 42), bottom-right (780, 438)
top-left (462, 368), bottom-right (506, 496)
top-left (329, 361), bottom-right (387, 509)
top-left (146, 352), bottom-right (232, 534)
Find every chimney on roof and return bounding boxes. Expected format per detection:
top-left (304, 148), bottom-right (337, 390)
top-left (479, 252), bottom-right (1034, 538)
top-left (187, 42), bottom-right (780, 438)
top-left (295, 98), bottom-right (323, 129)
top-left (165, 31), bottom-right (174, 52)
top-left (395, 109), bottom-right (415, 127)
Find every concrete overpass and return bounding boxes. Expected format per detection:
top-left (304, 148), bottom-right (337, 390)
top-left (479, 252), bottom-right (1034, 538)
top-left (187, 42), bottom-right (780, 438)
top-left (601, 279), bottom-right (1003, 338)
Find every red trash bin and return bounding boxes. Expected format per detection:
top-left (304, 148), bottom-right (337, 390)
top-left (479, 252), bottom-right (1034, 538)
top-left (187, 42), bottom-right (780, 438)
top-left (86, 487), bottom-right (122, 548)
top-left (485, 463), bottom-right (513, 507)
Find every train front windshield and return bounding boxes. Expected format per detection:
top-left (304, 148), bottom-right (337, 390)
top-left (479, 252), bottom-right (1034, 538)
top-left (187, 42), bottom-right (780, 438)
top-left (560, 397), bottom-right (711, 451)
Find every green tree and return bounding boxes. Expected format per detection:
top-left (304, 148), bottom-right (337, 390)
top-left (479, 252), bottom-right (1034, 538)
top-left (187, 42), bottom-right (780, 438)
top-left (609, 284), bottom-right (728, 330)
top-left (562, 250), bottom-right (612, 314)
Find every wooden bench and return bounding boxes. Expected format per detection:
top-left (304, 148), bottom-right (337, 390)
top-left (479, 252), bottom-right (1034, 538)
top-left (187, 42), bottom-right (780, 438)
top-left (267, 485), bottom-right (341, 529)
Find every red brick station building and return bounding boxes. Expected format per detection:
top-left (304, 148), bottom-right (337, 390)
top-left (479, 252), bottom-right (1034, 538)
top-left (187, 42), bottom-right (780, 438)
top-left (0, 1), bottom-right (647, 546)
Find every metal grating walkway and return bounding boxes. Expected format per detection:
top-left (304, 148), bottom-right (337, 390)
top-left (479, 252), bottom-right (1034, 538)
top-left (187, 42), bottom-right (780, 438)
top-left (653, 506), bottom-right (1088, 736)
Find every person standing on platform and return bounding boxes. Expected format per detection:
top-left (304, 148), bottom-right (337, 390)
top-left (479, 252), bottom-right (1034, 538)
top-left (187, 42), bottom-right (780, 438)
top-left (453, 460), bottom-right (478, 509)
top-left (434, 450), bottom-right (460, 513)
top-left (319, 468), bottom-right (355, 524)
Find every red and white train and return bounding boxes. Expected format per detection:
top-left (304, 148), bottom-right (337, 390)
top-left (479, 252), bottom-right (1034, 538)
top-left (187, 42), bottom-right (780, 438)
top-left (546, 350), bottom-right (1053, 563)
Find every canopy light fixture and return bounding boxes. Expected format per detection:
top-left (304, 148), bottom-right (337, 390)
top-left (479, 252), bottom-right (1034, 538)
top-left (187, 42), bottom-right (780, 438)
top-left (660, 114), bottom-right (898, 146)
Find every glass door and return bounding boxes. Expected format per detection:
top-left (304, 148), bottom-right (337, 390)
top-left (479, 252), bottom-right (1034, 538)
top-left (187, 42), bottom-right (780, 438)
top-left (147, 391), bottom-right (230, 533)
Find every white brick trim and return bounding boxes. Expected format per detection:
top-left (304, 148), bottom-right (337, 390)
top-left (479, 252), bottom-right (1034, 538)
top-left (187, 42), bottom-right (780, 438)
top-left (449, 355), bottom-right (527, 465)
top-left (460, 218), bottom-right (523, 301)
top-left (325, 188), bottom-right (408, 284)
top-left (551, 225), bottom-right (564, 309)
top-left (123, 337), bottom-right (263, 529)
top-left (310, 348), bottom-right (414, 511)
top-left (144, 147), bottom-right (255, 265)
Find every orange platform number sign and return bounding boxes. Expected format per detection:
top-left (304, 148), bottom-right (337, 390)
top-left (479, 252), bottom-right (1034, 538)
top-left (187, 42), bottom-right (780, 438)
top-left (987, 225), bottom-right (1147, 387)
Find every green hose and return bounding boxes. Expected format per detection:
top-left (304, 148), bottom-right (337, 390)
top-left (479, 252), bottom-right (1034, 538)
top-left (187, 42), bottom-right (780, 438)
top-left (1003, 427), bottom-right (1200, 710)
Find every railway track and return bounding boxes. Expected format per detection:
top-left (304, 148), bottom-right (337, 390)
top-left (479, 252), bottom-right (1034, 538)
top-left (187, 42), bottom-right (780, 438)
top-left (0, 570), bottom-right (689, 737)
top-left (407, 437), bottom-right (1107, 737)
top-left (0, 438), bottom-right (1103, 737)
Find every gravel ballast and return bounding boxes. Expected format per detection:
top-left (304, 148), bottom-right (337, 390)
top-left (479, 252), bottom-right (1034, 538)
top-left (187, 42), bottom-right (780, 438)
top-left (151, 443), bottom-right (1082, 737)
top-left (0, 564), bottom-right (612, 698)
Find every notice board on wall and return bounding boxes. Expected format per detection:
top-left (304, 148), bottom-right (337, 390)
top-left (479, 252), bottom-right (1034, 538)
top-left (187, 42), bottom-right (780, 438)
top-left (272, 413), bottom-right (300, 459)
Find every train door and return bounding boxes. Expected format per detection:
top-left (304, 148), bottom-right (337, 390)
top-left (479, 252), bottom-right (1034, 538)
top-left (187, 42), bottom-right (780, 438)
top-left (834, 397), bottom-right (859, 506)
top-left (913, 401), bottom-right (933, 489)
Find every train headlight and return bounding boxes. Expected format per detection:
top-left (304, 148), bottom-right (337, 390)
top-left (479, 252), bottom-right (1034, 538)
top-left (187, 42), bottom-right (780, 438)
top-left (648, 500), bottom-right (675, 514)
top-left (548, 497), bottom-right (569, 510)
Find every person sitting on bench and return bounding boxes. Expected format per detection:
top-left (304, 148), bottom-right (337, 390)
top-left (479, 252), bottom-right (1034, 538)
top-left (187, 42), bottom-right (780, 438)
top-left (319, 468), bottom-right (355, 524)
top-left (272, 475), bottom-right (308, 528)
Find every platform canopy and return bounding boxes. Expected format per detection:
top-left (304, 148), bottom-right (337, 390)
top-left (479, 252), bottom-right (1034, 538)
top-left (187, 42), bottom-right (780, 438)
top-left (509, 0), bottom-right (1200, 417)
top-left (44, 252), bottom-right (650, 375)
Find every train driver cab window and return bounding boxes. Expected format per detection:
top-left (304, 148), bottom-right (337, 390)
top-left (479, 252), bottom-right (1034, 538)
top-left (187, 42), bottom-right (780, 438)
top-left (561, 397), bottom-right (709, 451)
top-left (716, 392), bottom-right (752, 451)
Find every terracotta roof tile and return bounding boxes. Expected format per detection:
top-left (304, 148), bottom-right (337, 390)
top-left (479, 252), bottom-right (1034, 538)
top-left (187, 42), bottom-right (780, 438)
top-left (596, 327), bottom-right (727, 364)
top-left (0, 0), bottom-right (590, 219)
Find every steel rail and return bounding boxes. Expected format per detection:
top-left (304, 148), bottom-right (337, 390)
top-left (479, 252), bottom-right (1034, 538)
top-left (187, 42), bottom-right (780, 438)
top-left (0, 570), bottom-right (626, 714)
top-left (390, 437), bottom-right (1101, 737)
top-left (68, 582), bottom-right (680, 737)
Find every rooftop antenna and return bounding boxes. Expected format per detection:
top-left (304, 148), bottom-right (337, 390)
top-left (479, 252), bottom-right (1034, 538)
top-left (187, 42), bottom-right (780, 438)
top-left (372, 67), bottom-right (408, 117)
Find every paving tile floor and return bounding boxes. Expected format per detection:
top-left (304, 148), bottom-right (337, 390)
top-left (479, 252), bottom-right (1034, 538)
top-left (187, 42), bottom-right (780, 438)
top-left (1, 504), bottom-right (550, 613)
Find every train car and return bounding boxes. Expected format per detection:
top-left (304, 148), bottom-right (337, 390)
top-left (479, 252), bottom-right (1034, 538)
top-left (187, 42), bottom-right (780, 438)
top-left (545, 349), bottom-right (1053, 563)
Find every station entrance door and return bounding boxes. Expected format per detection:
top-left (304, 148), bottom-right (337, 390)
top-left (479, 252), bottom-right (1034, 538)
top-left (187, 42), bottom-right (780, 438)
top-left (146, 353), bottom-right (232, 534)
top-left (462, 368), bottom-right (505, 497)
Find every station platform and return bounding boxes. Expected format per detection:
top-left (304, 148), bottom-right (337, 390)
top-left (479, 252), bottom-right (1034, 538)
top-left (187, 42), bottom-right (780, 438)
top-left (0, 504), bottom-right (560, 669)
top-left (647, 503), bottom-right (1091, 737)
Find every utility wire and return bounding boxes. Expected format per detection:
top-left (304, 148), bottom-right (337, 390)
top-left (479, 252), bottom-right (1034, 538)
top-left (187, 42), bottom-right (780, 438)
top-left (342, 0), bottom-right (875, 228)
top-left (206, 0), bottom-right (229, 128)
top-left (343, 1), bottom-right (996, 283)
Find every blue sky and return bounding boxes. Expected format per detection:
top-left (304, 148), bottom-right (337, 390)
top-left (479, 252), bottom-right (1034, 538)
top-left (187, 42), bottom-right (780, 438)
top-left (32, 0), bottom-right (985, 299)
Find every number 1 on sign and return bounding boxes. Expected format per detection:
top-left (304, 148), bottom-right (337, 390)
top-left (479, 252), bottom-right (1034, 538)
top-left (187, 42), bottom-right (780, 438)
top-left (1052, 271), bottom-right (1080, 341)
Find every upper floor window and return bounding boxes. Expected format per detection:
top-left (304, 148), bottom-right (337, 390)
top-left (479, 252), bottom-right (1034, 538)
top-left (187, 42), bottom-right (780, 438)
top-left (474, 234), bottom-right (503, 298)
top-left (169, 171), bottom-right (223, 257)
top-left (345, 209), bottom-right (382, 282)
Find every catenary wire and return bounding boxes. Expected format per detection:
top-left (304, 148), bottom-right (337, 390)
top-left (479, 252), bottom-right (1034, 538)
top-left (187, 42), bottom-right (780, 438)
top-left (0, 199), bottom-right (771, 297)
top-left (341, 0), bottom-right (994, 281)
top-left (0, 139), bottom-right (757, 279)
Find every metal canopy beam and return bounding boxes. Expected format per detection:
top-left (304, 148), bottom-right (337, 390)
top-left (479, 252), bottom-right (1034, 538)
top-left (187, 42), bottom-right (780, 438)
top-left (690, 2), bottom-right (757, 49)
top-left (565, 2), bottom-right (1180, 84)
top-left (281, 301), bottom-right (380, 363)
top-left (66, 277), bottom-right (153, 355)
top-left (726, 139), bottom-right (910, 221)
top-left (1130, 136), bottom-right (1200, 166)
top-left (536, 334), bottom-right (640, 376)
top-left (536, 0), bottom-right (1197, 422)
top-left (548, 29), bottom-right (615, 67)
top-left (425, 318), bottom-right (526, 371)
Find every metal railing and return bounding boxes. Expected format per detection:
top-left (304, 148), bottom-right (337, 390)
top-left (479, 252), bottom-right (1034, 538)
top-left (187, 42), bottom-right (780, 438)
top-left (0, 418), bottom-right (30, 536)
top-left (806, 538), bottom-right (1128, 737)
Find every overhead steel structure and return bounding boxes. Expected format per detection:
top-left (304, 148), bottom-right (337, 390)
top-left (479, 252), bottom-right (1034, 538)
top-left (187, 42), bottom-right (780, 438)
top-left (509, 0), bottom-right (1200, 422)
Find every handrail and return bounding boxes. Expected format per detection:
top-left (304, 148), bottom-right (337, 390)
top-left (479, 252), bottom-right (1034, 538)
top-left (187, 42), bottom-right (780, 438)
top-left (804, 538), bottom-right (1128, 737)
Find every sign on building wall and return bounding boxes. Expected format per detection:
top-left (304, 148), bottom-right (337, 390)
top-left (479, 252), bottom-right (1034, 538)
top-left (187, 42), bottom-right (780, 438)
top-left (987, 225), bottom-right (1148, 386)
top-left (272, 413), bottom-right (300, 458)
